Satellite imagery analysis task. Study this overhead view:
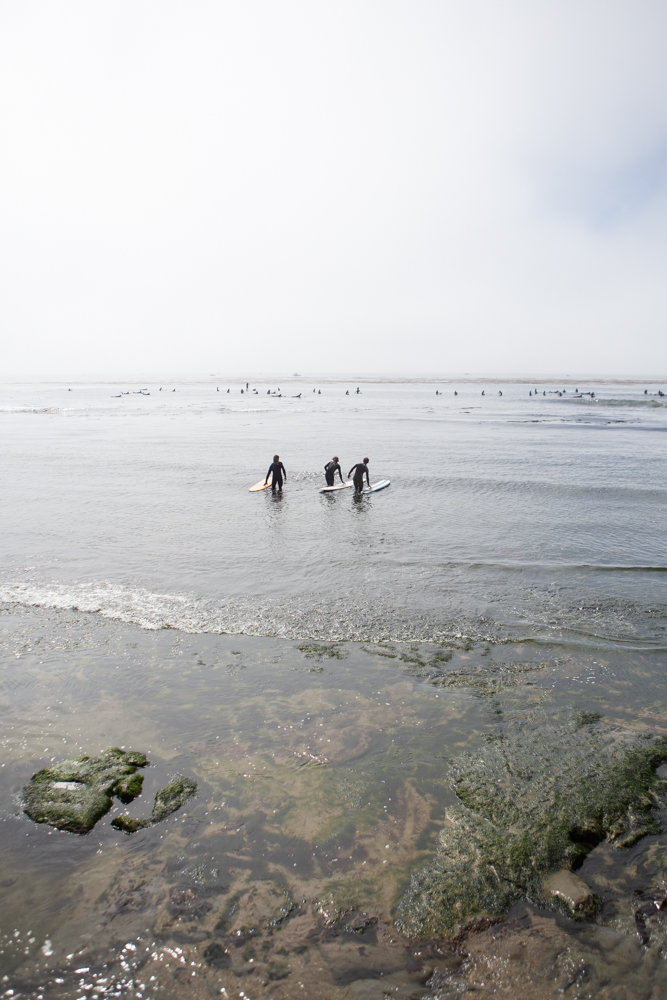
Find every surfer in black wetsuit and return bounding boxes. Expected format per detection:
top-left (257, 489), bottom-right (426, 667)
top-left (265, 454), bottom-right (287, 491)
top-left (324, 457), bottom-right (344, 487)
top-left (348, 458), bottom-right (370, 492)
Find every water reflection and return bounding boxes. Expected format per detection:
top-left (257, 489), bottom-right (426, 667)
top-left (352, 491), bottom-right (370, 513)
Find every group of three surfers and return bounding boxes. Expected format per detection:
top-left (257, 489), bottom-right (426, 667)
top-left (264, 455), bottom-right (370, 492)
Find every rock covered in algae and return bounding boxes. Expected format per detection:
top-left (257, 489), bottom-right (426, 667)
top-left (111, 777), bottom-right (198, 833)
top-left (395, 711), bottom-right (667, 937)
top-left (22, 748), bottom-right (148, 835)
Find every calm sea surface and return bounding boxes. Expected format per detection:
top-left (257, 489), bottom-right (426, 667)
top-left (2, 377), bottom-right (667, 999)
top-left (2, 377), bottom-right (666, 642)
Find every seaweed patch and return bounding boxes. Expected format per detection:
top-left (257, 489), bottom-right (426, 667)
top-left (295, 642), bottom-right (347, 660)
top-left (395, 710), bottom-right (667, 936)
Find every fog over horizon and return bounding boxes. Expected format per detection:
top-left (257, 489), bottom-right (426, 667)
top-left (1, 1), bottom-right (666, 378)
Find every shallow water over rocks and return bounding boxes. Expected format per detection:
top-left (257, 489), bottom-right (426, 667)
top-left (2, 605), bottom-right (667, 998)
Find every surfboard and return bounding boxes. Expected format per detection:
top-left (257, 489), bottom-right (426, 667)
top-left (320, 479), bottom-right (354, 493)
top-left (249, 479), bottom-right (272, 492)
top-left (362, 479), bottom-right (390, 494)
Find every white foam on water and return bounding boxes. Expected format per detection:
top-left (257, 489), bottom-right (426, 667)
top-left (0, 580), bottom-right (489, 643)
top-left (0, 406), bottom-right (61, 413)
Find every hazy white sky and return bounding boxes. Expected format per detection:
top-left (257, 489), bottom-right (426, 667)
top-left (1, 1), bottom-right (666, 377)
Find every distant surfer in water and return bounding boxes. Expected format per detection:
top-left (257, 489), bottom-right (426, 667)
top-left (324, 457), bottom-right (344, 487)
top-left (265, 454), bottom-right (287, 492)
top-left (348, 458), bottom-right (370, 492)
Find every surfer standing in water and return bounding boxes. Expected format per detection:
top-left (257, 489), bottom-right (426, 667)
top-left (324, 457), bottom-right (345, 487)
top-left (265, 454), bottom-right (287, 492)
top-left (348, 458), bottom-right (370, 492)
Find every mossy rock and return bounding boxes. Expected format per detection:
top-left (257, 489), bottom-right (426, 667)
top-left (112, 777), bottom-right (198, 833)
top-left (395, 711), bottom-right (667, 937)
top-left (22, 748), bottom-right (148, 835)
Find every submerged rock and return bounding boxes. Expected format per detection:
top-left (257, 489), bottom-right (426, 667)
top-left (202, 941), bottom-right (231, 969)
top-left (543, 869), bottom-right (596, 917)
top-left (22, 748), bottom-right (148, 834)
top-left (395, 711), bottom-right (667, 937)
top-left (23, 750), bottom-right (197, 836)
top-left (111, 777), bottom-right (197, 833)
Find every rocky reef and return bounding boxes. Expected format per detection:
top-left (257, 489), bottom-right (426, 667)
top-left (22, 748), bottom-right (149, 834)
top-left (23, 749), bottom-right (197, 835)
top-left (395, 710), bottom-right (667, 937)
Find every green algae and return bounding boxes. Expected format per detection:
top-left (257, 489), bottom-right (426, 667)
top-left (111, 777), bottom-right (197, 833)
top-left (296, 642), bottom-right (347, 659)
top-left (429, 660), bottom-right (547, 697)
top-left (395, 711), bottom-right (667, 937)
top-left (362, 642), bottom-right (546, 690)
top-left (399, 649), bottom-right (453, 668)
top-left (361, 639), bottom-right (474, 664)
top-left (115, 772), bottom-right (145, 803)
top-left (22, 748), bottom-right (148, 834)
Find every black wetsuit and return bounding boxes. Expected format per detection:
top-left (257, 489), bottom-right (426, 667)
top-left (324, 460), bottom-right (343, 487)
top-left (266, 461), bottom-right (286, 491)
top-left (348, 462), bottom-right (370, 492)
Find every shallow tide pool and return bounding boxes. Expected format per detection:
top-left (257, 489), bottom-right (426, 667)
top-left (2, 606), bottom-right (667, 999)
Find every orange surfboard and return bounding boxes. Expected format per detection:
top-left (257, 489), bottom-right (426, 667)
top-left (249, 479), bottom-right (272, 492)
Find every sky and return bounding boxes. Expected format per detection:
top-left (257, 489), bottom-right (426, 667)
top-left (1, 0), bottom-right (666, 378)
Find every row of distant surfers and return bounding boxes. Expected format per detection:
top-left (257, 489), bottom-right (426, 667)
top-left (263, 456), bottom-right (371, 492)
top-left (217, 384), bottom-right (362, 397)
top-left (110, 384), bottom-right (362, 398)
top-left (214, 384), bottom-right (665, 400)
top-left (109, 385), bottom-right (665, 399)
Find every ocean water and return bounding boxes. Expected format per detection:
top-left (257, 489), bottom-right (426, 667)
top-left (2, 376), bottom-right (667, 999)
top-left (2, 377), bottom-right (666, 642)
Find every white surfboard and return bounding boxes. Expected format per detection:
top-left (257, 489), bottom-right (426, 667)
top-left (320, 479), bottom-right (354, 493)
top-left (249, 479), bottom-right (272, 492)
top-left (362, 479), bottom-right (390, 494)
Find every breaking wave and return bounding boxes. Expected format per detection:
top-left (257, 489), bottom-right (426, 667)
top-left (0, 580), bottom-right (490, 643)
top-left (1, 577), bottom-right (666, 648)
